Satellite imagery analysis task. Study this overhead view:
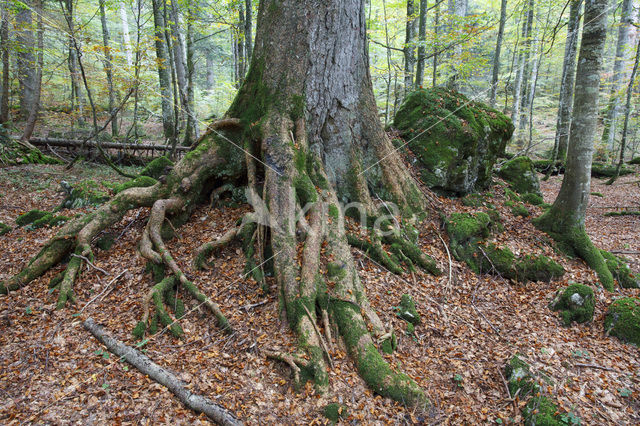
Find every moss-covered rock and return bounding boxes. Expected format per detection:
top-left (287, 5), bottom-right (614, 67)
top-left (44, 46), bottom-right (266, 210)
top-left (140, 156), bottom-right (173, 179)
top-left (393, 88), bottom-right (513, 195)
top-left (58, 180), bottom-right (110, 209)
top-left (605, 297), bottom-right (640, 346)
top-left (523, 396), bottom-right (563, 426)
top-left (511, 203), bottom-right (530, 217)
top-left (397, 294), bottom-right (421, 325)
top-left (496, 156), bottom-right (542, 196)
top-left (600, 250), bottom-right (638, 288)
top-left (323, 403), bottom-right (348, 423)
top-left (515, 255), bottom-right (564, 283)
top-left (520, 192), bottom-right (544, 206)
top-left (111, 175), bottom-right (158, 194)
top-left (15, 209), bottom-right (49, 227)
top-left (0, 133), bottom-right (61, 165)
top-left (0, 221), bottom-right (11, 236)
top-left (476, 243), bottom-right (516, 278)
top-left (549, 283), bottom-right (595, 326)
top-left (504, 355), bottom-right (538, 399)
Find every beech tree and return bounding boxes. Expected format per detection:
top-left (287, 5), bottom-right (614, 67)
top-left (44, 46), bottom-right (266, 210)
top-left (1, 0), bottom-right (435, 407)
top-left (534, 0), bottom-right (613, 290)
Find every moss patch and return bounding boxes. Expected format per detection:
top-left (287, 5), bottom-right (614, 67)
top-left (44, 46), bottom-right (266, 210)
top-left (393, 88), bottom-right (513, 195)
top-left (523, 396), bottom-right (563, 425)
top-left (397, 294), bottom-right (421, 325)
top-left (600, 250), bottom-right (638, 288)
top-left (515, 255), bottom-right (564, 283)
top-left (511, 203), bottom-right (530, 217)
top-left (549, 283), bottom-right (595, 326)
top-left (323, 403), bottom-right (348, 423)
top-left (58, 180), bottom-right (110, 209)
top-left (520, 192), bottom-right (544, 206)
top-left (605, 297), bottom-right (640, 346)
top-left (140, 156), bottom-right (173, 179)
top-left (15, 209), bottom-right (49, 227)
top-left (0, 222), bottom-right (10, 236)
top-left (111, 175), bottom-right (157, 194)
top-left (496, 156), bottom-right (542, 196)
top-left (504, 355), bottom-right (538, 399)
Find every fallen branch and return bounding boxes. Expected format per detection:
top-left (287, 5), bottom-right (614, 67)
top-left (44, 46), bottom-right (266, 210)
top-left (83, 318), bottom-right (242, 425)
top-left (71, 253), bottom-right (109, 275)
top-left (575, 363), bottom-right (625, 374)
top-left (78, 270), bottom-right (127, 314)
top-left (610, 250), bottom-right (640, 255)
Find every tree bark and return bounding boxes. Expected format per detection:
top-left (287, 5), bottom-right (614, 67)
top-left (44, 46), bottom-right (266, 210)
top-left (432, 1), bottom-right (440, 87)
top-left (119, 2), bottom-right (133, 67)
top-left (244, 0), bottom-right (253, 65)
top-left (551, 0), bottom-right (582, 164)
top-left (15, 0), bottom-right (37, 118)
top-left (515, 0), bottom-right (534, 138)
top-left (489, 0), bottom-right (508, 107)
top-left (601, 0), bottom-right (635, 152)
top-left (99, 0), bottom-right (119, 138)
top-left (404, 0), bottom-right (417, 92)
top-left (20, 0), bottom-right (43, 142)
top-left (415, 0), bottom-right (427, 88)
top-left (64, 0), bottom-right (85, 127)
top-left (0, 1), bottom-right (9, 125)
top-left (534, 0), bottom-right (613, 291)
top-left (150, 0), bottom-right (176, 147)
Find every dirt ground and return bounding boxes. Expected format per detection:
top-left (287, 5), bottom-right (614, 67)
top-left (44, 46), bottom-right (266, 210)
top-left (0, 162), bottom-right (638, 424)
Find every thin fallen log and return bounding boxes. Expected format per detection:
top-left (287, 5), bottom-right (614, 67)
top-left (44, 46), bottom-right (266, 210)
top-left (20, 136), bottom-right (190, 152)
top-left (83, 318), bottom-right (242, 426)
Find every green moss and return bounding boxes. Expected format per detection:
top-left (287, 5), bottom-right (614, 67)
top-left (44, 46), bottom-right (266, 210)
top-left (397, 294), bottom-right (421, 325)
top-left (599, 250), bottom-right (638, 288)
top-left (346, 234), bottom-right (404, 275)
top-left (293, 173), bottom-right (317, 205)
top-left (523, 396), bottom-right (562, 426)
top-left (16, 209), bottom-right (49, 227)
top-left (604, 210), bottom-right (640, 216)
top-left (590, 192), bottom-right (604, 198)
top-left (393, 88), bottom-right (513, 194)
top-left (462, 193), bottom-right (487, 207)
top-left (504, 355), bottom-right (539, 399)
top-left (504, 188), bottom-right (521, 202)
top-left (58, 180), bottom-right (110, 209)
top-left (520, 192), bottom-right (544, 206)
top-left (25, 213), bottom-right (70, 230)
top-left (629, 157), bottom-right (640, 165)
top-left (326, 261), bottom-right (348, 280)
top-left (140, 156), bottom-right (173, 179)
top-left (132, 321), bottom-right (146, 339)
top-left (406, 322), bottom-right (415, 335)
top-left (323, 403), bottom-right (348, 423)
top-left (328, 204), bottom-right (340, 220)
top-left (145, 261), bottom-right (165, 284)
top-left (515, 255), bottom-right (564, 283)
top-left (380, 332), bottom-right (397, 354)
top-left (497, 156), bottom-right (542, 196)
top-left (446, 212), bottom-right (491, 243)
top-left (0, 222), bottom-right (10, 236)
top-left (511, 204), bottom-right (530, 217)
top-left (549, 283), bottom-right (595, 326)
top-left (605, 297), bottom-right (640, 346)
top-left (111, 176), bottom-right (157, 194)
top-left (476, 243), bottom-right (516, 278)
top-left (591, 162), bottom-right (634, 178)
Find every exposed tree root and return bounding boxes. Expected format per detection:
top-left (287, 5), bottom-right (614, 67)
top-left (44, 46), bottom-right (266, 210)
top-left (84, 318), bottom-right (242, 425)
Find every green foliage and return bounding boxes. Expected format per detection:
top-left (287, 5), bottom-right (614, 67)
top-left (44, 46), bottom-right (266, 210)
top-left (393, 88), bottom-right (513, 194)
top-left (549, 283), bottom-right (595, 326)
top-left (605, 297), bottom-right (640, 346)
top-left (496, 156), bottom-right (542, 196)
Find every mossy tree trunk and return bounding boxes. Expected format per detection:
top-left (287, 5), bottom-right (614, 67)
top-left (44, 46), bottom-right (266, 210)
top-left (1, 0), bottom-right (433, 409)
top-left (534, 0), bottom-right (613, 290)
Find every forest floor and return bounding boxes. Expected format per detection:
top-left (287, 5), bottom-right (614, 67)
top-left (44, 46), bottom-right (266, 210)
top-left (0, 161), bottom-right (638, 425)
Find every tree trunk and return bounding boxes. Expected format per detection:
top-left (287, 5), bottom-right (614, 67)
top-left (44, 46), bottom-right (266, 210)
top-left (607, 35), bottom-right (640, 184)
top-left (534, 0), bottom-right (613, 291)
top-left (510, 5), bottom-right (530, 128)
top-left (119, 2), bottom-right (133, 67)
top-left (236, 4), bottom-right (246, 87)
top-left (601, 0), bottom-right (635, 153)
top-left (432, 1), bottom-right (440, 87)
top-left (99, 0), bottom-right (118, 138)
top-left (0, 2), bottom-right (9, 125)
top-left (515, 0), bottom-right (534, 139)
top-left (447, 0), bottom-right (468, 89)
top-left (184, 5), bottom-right (198, 143)
top-left (65, 0), bottom-right (85, 127)
top-left (20, 0), bottom-right (43, 142)
top-left (206, 48), bottom-right (215, 90)
top-left (403, 0), bottom-right (417, 93)
top-left (414, 0), bottom-right (427, 88)
top-left (15, 0), bottom-right (37, 118)
top-left (2, 0), bottom-right (435, 408)
top-left (551, 0), bottom-right (582, 165)
top-left (244, 0), bottom-right (253, 65)
top-left (489, 0), bottom-right (508, 107)
top-left (150, 0), bottom-right (176, 147)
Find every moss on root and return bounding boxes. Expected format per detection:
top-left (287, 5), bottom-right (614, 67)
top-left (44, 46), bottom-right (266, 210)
top-left (600, 250), bottom-right (639, 289)
top-left (111, 176), bottom-right (158, 194)
top-left (549, 283), bottom-right (595, 326)
top-left (140, 156), bottom-right (174, 179)
top-left (515, 255), bottom-right (564, 283)
top-left (605, 297), bottom-right (640, 346)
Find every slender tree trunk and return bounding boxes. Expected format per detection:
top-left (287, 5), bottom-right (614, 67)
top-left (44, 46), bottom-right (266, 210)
top-left (99, 0), bottom-right (118, 138)
top-left (20, 0), bottom-right (43, 142)
top-left (447, 0), bottom-right (467, 89)
top-left (404, 0), bottom-right (417, 93)
top-left (510, 6), bottom-right (529, 127)
top-left (489, 0), bottom-right (508, 107)
top-left (432, 1), bottom-right (439, 87)
top-left (0, 2), bottom-right (9, 125)
top-left (15, 0), bottom-right (37, 118)
top-left (150, 0), bottom-right (175, 146)
top-left (516, 0), bottom-right (534, 138)
top-left (415, 0), bottom-right (427, 88)
top-left (601, 0), bottom-right (634, 153)
top-left (168, 2), bottom-right (188, 121)
top-left (184, 5), bottom-right (198, 144)
top-left (534, 0), bottom-right (613, 291)
top-left (608, 35), bottom-right (640, 184)
top-left (551, 0), bottom-right (582, 165)
top-left (236, 4), bottom-right (245, 86)
top-left (382, 0), bottom-right (392, 125)
top-left (119, 3), bottom-right (133, 67)
top-left (206, 48), bottom-right (215, 90)
top-left (65, 0), bottom-right (85, 127)
top-left (244, 0), bottom-right (252, 65)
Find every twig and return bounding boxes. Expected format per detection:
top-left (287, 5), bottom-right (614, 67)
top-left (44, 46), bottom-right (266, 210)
top-left (71, 253), bottom-right (109, 275)
top-left (263, 349), bottom-right (307, 384)
top-left (575, 363), bottom-right (625, 374)
top-left (435, 228), bottom-right (453, 294)
top-left (301, 304), bottom-right (334, 369)
top-left (610, 250), bottom-right (640, 255)
top-left (241, 299), bottom-right (268, 311)
top-left (78, 270), bottom-right (127, 314)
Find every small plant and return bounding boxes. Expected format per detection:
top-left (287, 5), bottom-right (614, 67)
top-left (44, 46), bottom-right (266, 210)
top-left (453, 373), bottom-right (463, 387)
top-left (618, 387), bottom-right (632, 397)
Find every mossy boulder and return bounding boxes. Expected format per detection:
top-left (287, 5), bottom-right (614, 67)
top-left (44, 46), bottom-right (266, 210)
top-left (475, 243), bottom-right (516, 278)
top-left (504, 355), bottom-right (538, 399)
top-left (549, 283), bottom-right (595, 326)
top-left (397, 294), bottom-right (421, 325)
top-left (445, 211), bottom-right (492, 265)
top-left (0, 221), bottom-right (11, 236)
top-left (140, 156), bottom-right (173, 179)
top-left (393, 88), bottom-right (513, 195)
top-left (520, 192), bottom-right (544, 206)
top-left (58, 180), bottom-right (110, 209)
top-left (323, 403), bottom-right (348, 423)
top-left (15, 209), bottom-right (49, 227)
top-left (29, 213), bottom-right (70, 229)
top-left (496, 156), bottom-right (542, 196)
top-left (600, 250), bottom-right (639, 289)
top-left (605, 297), bottom-right (640, 346)
top-left (515, 255), bottom-right (564, 283)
